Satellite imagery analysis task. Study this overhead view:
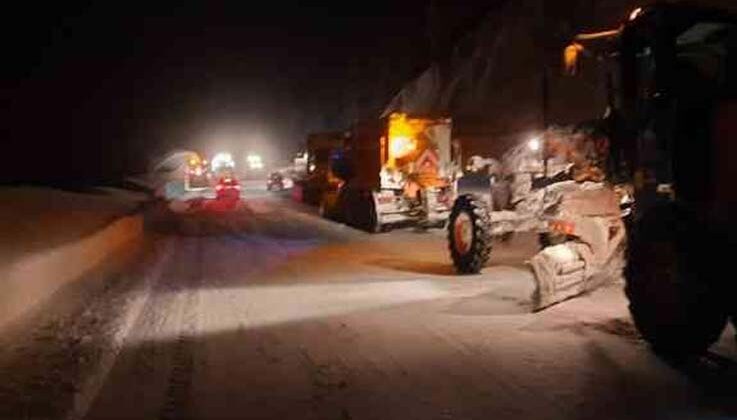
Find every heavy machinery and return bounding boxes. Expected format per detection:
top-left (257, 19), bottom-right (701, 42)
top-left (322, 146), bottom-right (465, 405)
top-left (450, 3), bottom-right (737, 356)
top-left (323, 113), bottom-right (458, 232)
top-left (448, 125), bottom-right (629, 311)
top-left (583, 4), bottom-right (736, 356)
top-left (184, 153), bottom-right (211, 190)
top-left (292, 131), bottom-right (346, 206)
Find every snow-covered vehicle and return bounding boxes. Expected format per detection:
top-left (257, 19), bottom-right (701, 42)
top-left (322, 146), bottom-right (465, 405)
top-left (448, 127), bottom-right (629, 310)
top-left (452, 3), bottom-right (737, 357)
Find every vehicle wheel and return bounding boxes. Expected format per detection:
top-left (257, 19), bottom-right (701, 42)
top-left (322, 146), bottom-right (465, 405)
top-left (625, 203), bottom-right (728, 358)
top-left (340, 189), bottom-right (379, 233)
top-left (447, 194), bottom-right (492, 274)
top-left (356, 192), bottom-right (380, 233)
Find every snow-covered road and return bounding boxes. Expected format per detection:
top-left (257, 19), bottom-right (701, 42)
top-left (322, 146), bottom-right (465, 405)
top-left (0, 194), bottom-right (735, 420)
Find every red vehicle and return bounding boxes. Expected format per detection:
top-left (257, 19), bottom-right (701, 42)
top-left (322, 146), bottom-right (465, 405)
top-left (215, 176), bottom-right (241, 202)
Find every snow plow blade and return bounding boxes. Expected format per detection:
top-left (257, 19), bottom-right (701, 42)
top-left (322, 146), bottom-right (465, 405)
top-left (530, 243), bottom-right (591, 311)
top-left (529, 184), bottom-right (628, 311)
top-left (529, 220), bottom-right (626, 311)
top-left (530, 241), bottom-right (626, 310)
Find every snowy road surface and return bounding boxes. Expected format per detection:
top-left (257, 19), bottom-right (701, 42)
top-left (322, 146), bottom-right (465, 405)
top-left (0, 193), bottom-right (735, 420)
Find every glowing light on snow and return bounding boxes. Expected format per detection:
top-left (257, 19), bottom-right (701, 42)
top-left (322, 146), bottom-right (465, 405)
top-left (129, 280), bottom-right (465, 343)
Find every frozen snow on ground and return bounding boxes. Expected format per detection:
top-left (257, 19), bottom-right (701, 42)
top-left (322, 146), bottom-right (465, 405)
top-left (0, 194), bottom-right (735, 420)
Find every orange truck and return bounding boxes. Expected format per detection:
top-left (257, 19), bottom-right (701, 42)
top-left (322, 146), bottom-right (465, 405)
top-left (321, 113), bottom-right (459, 232)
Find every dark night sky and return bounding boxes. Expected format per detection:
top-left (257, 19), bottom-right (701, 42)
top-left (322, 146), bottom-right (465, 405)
top-left (4, 1), bottom-right (438, 182)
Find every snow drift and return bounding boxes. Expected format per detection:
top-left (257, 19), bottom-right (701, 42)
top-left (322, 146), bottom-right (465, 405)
top-left (0, 188), bottom-right (146, 330)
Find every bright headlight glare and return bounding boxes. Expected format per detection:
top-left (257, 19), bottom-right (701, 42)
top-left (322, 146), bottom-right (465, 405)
top-left (390, 136), bottom-right (416, 158)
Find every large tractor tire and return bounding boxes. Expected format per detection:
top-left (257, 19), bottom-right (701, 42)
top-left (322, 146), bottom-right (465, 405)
top-left (625, 203), bottom-right (728, 357)
top-left (447, 194), bottom-right (492, 274)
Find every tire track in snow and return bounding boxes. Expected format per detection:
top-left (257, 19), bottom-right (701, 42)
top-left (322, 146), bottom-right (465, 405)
top-left (65, 238), bottom-right (175, 420)
top-left (158, 237), bottom-right (203, 420)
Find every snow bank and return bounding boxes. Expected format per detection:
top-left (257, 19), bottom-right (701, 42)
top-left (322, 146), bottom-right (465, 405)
top-left (0, 187), bottom-right (146, 265)
top-left (0, 187), bottom-right (147, 329)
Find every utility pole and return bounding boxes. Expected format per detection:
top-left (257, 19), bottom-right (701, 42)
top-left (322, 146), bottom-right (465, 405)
top-left (537, 0), bottom-right (550, 129)
top-left (537, 0), bottom-right (551, 176)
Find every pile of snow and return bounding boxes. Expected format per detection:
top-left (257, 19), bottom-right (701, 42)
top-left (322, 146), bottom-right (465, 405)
top-left (0, 186), bottom-right (148, 329)
top-left (0, 187), bottom-right (146, 266)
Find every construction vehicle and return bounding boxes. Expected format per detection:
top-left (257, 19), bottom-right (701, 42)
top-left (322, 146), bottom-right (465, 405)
top-left (586, 4), bottom-right (736, 357)
top-left (323, 113), bottom-right (458, 232)
top-left (450, 3), bottom-right (737, 356)
top-left (292, 131), bottom-right (346, 206)
top-left (184, 153), bottom-right (211, 190)
top-left (448, 125), bottom-right (629, 311)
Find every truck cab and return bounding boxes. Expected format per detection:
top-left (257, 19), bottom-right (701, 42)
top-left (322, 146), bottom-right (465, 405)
top-left (317, 114), bottom-right (457, 232)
